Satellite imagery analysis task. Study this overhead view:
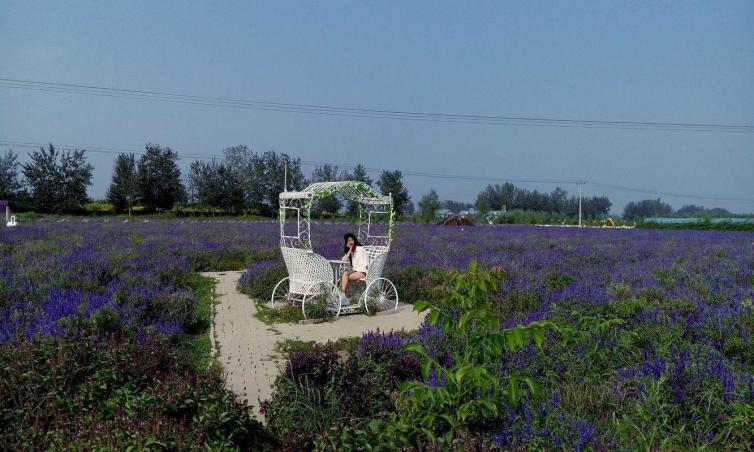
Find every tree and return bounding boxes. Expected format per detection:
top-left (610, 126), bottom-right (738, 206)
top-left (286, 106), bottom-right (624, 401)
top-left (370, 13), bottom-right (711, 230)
top-left (623, 198), bottom-right (673, 219)
top-left (417, 190), bottom-right (441, 223)
top-left (187, 160), bottom-right (245, 212)
top-left (22, 144), bottom-right (93, 213)
top-left (677, 204), bottom-right (731, 217)
top-left (475, 183), bottom-right (520, 212)
top-left (342, 163), bottom-right (374, 216)
top-left (377, 170), bottom-right (411, 217)
top-left (0, 150), bottom-right (22, 200)
top-left (136, 144), bottom-right (184, 212)
top-left (261, 151), bottom-right (305, 212)
top-left (583, 195), bottom-right (612, 218)
top-left (310, 164), bottom-right (342, 215)
top-left (106, 153), bottom-right (137, 213)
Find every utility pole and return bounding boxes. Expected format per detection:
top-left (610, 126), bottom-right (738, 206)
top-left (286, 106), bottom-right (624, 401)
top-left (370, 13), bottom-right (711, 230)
top-left (283, 158), bottom-right (288, 192)
top-left (577, 180), bottom-right (585, 227)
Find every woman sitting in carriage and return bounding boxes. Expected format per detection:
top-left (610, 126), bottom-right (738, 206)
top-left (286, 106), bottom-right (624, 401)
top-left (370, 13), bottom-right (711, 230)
top-left (339, 233), bottom-right (368, 305)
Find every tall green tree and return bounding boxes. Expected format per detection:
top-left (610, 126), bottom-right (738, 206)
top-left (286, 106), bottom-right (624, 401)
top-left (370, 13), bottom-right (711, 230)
top-left (261, 151), bottom-right (305, 213)
top-left (222, 146), bottom-right (304, 215)
top-left (342, 163), bottom-right (374, 216)
top-left (623, 198), bottom-right (673, 220)
top-left (136, 144), bottom-right (184, 212)
top-left (22, 144), bottom-right (93, 213)
top-left (417, 190), bottom-right (441, 223)
top-left (187, 160), bottom-right (245, 212)
top-left (106, 153), bottom-right (137, 213)
top-left (310, 164), bottom-right (342, 215)
top-left (377, 170), bottom-right (411, 217)
top-left (0, 150), bottom-right (22, 200)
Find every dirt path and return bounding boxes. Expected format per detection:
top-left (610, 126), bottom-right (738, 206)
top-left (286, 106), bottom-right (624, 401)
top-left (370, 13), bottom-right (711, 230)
top-left (203, 270), bottom-right (427, 422)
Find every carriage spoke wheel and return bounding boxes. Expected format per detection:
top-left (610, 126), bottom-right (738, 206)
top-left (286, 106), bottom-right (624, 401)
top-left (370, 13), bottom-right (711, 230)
top-left (302, 282), bottom-right (339, 319)
top-left (363, 278), bottom-right (398, 315)
top-left (270, 277), bottom-right (296, 309)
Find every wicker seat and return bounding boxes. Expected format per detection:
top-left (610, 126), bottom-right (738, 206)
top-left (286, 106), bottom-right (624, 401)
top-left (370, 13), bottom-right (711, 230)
top-left (280, 247), bottom-right (334, 295)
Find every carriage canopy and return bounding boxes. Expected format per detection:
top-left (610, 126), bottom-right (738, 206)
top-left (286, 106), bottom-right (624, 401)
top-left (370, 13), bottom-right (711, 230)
top-left (278, 181), bottom-right (394, 251)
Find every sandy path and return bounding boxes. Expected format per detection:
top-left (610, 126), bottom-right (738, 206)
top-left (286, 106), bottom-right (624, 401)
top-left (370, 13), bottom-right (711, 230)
top-left (203, 270), bottom-right (427, 422)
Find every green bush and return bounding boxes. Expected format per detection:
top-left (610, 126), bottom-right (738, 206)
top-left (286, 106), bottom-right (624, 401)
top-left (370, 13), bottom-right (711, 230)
top-left (384, 264), bottom-right (448, 304)
top-left (0, 333), bottom-right (271, 450)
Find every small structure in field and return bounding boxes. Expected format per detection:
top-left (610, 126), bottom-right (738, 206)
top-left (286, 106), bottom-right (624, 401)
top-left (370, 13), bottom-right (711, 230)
top-left (1, 200), bottom-right (16, 227)
top-left (439, 215), bottom-right (474, 226)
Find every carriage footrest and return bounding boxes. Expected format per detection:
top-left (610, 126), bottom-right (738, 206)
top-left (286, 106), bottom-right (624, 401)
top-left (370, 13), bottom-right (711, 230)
top-left (337, 304), bottom-right (363, 315)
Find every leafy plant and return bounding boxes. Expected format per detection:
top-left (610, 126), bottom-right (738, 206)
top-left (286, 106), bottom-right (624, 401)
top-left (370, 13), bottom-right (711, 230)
top-left (393, 261), bottom-right (555, 446)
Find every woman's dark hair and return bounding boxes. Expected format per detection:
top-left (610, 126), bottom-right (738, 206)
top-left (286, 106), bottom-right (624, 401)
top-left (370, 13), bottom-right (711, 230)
top-left (343, 233), bottom-right (362, 264)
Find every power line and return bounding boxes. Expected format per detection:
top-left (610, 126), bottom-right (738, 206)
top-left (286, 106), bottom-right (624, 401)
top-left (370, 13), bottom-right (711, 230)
top-left (2, 77), bottom-right (753, 133)
top-left (2, 139), bottom-right (752, 204)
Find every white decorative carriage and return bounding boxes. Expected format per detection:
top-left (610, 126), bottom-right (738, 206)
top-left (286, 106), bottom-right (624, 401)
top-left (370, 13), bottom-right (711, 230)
top-left (270, 181), bottom-right (399, 318)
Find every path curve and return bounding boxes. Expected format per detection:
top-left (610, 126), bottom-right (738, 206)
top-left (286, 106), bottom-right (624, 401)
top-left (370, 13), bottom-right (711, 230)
top-left (203, 270), bottom-right (427, 422)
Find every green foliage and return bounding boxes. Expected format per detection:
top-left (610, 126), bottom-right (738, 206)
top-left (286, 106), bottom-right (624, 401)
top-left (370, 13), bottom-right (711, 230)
top-left (0, 149), bottom-right (22, 200)
top-left (136, 144), bottom-right (184, 212)
top-left (384, 264), bottom-right (448, 304)
top-left (106, 153), bottom-right (138, 213)
top-left (377, 170), bottom-right (411, 218)
top-left (310, 164), bottom-right (344, 215)
top-left (264, 344), bottom-right (395, 450)
top-left (21, 144), bottom-right (93, 213)
top-left (477, 182), bottom-right (611, 219)
top-left (0, 334), bottom-right (270, 450)
top-left (239, 264), bottom-right (287, 300)
top-left (342, 163), bottom-right (374, 216)
top-left (187, 159), bottom-right (245, 212)
top-left (417, 189), bottom-right (442, 223)
top-left (393, 261), bottom-right (555, 446)
top-left (623, 198), bottom-right (674, 219)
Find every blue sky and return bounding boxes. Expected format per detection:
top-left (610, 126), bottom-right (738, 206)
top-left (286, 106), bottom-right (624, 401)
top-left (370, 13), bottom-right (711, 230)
top-left (1, 1), bottom-right (752, 213)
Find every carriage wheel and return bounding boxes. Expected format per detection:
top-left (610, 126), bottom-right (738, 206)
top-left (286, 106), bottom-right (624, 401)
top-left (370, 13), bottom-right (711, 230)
top-left (270, 277), bottom-right (295, 308)
top-left (363, 278), bottom-right (399, 315)
top-left (302, 282), bottom-right (339, 319)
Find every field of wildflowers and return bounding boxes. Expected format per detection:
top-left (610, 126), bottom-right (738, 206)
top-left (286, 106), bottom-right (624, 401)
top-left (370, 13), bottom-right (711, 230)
top-left (1, 219), bottom-right (753, 449)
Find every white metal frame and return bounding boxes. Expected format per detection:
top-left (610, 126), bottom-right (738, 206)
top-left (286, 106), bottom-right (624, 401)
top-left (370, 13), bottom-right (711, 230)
top-left (271, 181), bottom-right (398, 318)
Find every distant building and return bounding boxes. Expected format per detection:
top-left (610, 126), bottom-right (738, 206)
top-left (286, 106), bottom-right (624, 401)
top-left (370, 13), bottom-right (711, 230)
top-left (435, 208), bottom-right (453, 218)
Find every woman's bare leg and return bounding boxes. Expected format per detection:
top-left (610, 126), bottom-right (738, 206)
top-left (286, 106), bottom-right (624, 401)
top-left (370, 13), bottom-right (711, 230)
top-left (341, 271), bottom-right (366, 295)
top-left (341, 271), bottom-right (350, 293)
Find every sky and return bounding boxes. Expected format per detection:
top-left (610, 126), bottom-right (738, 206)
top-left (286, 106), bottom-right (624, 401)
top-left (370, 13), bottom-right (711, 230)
top-left (1, 1), bottom-right (752, 214)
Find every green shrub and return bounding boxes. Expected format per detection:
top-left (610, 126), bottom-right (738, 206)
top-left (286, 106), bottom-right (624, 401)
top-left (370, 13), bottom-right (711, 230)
top-left (384, 264), bottom-right (448, 304)
top-left (0, 333), bottom-right (271, 449)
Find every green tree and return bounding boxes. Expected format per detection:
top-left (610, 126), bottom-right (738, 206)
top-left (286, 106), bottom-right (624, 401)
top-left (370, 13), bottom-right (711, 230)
top-left (22, 144), bottom-right (93, 213)
top-left (136, 144), bottom-right (184, 212)
top-left (623, 198), bottom-right (673, 219)
top-left (417, 189), bottom-right (441, 223)
top-left (342, 163), bottom-right (374, 216)
top-left (106, 153), bottom-right (137, 213)
top-left (223, 146), bottom-right (305, 215)
top-left (261, 151), bottom-right (305, 213)
top-left (310, 164), bottom-right (342, 215)
top-left (0, 150), bottom-right (22, 200)
top-left (377, 170), bottom-right (411, 217)
top-left (187, 160), bottom-right (245, 212)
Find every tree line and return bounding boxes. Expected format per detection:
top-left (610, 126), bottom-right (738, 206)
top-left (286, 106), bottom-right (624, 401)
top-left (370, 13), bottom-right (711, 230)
top-left (0, 144), bottom-right (412, 217)
top-left (1, 144), bottom-right (738, 220)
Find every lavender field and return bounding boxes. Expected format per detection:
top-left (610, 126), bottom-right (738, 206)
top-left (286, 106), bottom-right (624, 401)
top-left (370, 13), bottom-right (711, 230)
top-left (2, 220), bottom-right (754, 449)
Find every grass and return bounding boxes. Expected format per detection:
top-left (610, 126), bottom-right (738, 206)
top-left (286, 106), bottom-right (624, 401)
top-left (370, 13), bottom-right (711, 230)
top-left (275, 336), bottom-right (360, 356)
top-left (254, 300), bottom-right (306, 325)
top-left (174, 272), bottom-right (218, 370)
